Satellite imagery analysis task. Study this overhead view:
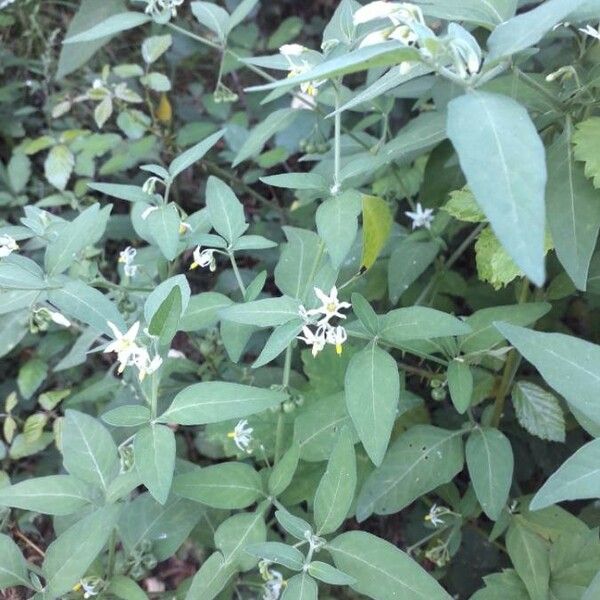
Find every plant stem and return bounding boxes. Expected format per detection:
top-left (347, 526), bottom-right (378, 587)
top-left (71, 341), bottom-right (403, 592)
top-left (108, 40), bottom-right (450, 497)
top-left (106, 529), bottom-right (117, 578)
top-left (167, 22), bottom-right (221, 49)
top-left (491, 278), bottom-right (529, 427)
top-left (406, 524), bottom-right (451, 555)
top-left (333, 85), bottom-right (342, 192)
top-left (229, 252), bottom-right (247, 297)
top-left (274, 345), bottom-right (293, 465)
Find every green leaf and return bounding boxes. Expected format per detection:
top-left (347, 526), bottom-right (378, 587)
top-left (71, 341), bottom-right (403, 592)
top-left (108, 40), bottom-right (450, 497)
top-left (268, 442), bottom-right (300, 496)
top-left (447, 359), bottom-right (473, 414)
top-left (119, 495), bottom-right (201, 561)
top-left (102, 405), bottom-right (151, 427)
top-left (281, 573), bottom-right (318, 600)
top-left (275, 227), bottom-right (327, 302)
top-left (530, 438), bottom-right (600, 510)
top-left (62, 409), bottom-right (119, 492)
top-left (487, 0), bottom-right (585, 61)
top-left (505, 518), bottom-right (550, 600)
top-left (43, 505), bottom-right (121, 597)
top-left (0, 475), bottom-right (92, 516)
top-left (351, 293), bottom-right (379, 336)
top-left (57, 0), bottom-right (126, 79)
top-left (141, 34), bottom-right (172, 63)
top-left (7, 152), bottom-right (31, 193)
top-left (191, 0), bottom-right (230, 41)
top-left (252, 319), bottom-right (304, 368)
top-left (245, 542), bottom-right (305, 571)
top-left (44, 144), bottom-right (74, 190)
top-left (169, 130), bottom-right (224, 179)
top-left (220, 296), bottom-right (300, 327)
top-left (146, 203), bottom-right (180, 260)
top-left (378, 307), bottom-right (471, 345)
top-left (443, 187), bottom-right (486, 223)
top-left (327, 531), bottom-right (452, 600)
top-left (314, 430), bottom-right (356, 534)
top-left (148, 285), bottom-right (182, 346)
top-left (161, 382), bottom-right (285, 425)
top-left (466, 428), bottom-right (513, 521)
top-left (45, 203), bottom-right (111, 275)
top-left (228, 0), bottom-right (258, 30)
top-left (261, 172), bottom-right (327, 190)
top-left (214, 508), bottom-right (267, 571)
top-left (307, 561), bottom-right (355, 585)
top-left (87, 182), bottom-right (155, 202)
top-left (447, 91), bottom-right (547, 285)
top-left (134, 424), bottom-right (175, 505)
top-left (356, 425), bottom-right (464, 521)
top-left (512, 381), bottom-right (565, 442)
top-left (361, 195), bottom-right (392, 271)
top-left (573, 116), bottom-right (600, 188)
top-left (470, 569), bottom-right (529, 600)
top-left (583, 571), bottom-right (600, 600)
top-left (180, 292), bottom-right (232, 331)
top-left (294, 392), bottom-right (358, 462)
top-left (345, 343), bottom-right (399, 467)
top-left (48, 279), bottom-right (126, 335)
top-left (0, 256), bottom-right (46, 290)
top-left (17, 358), bottom-right (47, 400)
top-left (460, 302), bottom-right (550, 354)
top-left (233, 109), bottom-right (299, 166)
top-left (388, 238), bottom-right (441, 303)
top-left (275, 509), bottom-right (313, 540)
top-left (144, 275), bottom-right (191, 323)
top-left (184, 552), bottom-right (235, 600)
top-left (107, 576), bottom-right (149, 600)
top-left (547, 123), bottom-right (600, 290)
top-left (495, 322), bottom-right (600, 425)
top-left (174, 462), bottom-right (263, 509)
top-left (64, 12), bottom-right (151, 43)
top-left (417, 0), bottom-right (517, 27)
top-left (0, 533), bottom-right (31, 590)
top-left (248, 43), bottom-right (418, 93)
top-left (205, 176), bottom-right (247, 243)
top-left (316, 191), bottom-right (362, 269)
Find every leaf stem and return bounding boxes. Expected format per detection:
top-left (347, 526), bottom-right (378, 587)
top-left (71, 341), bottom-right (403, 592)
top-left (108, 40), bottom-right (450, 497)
top-left (491, 278), bottom-right (529, 427)
top-left (274, 345), bottom-right (292, 465)
top-left (229, 252), bottom-right (247, 296)
top-left (333, 85), bottom-right (342, 192)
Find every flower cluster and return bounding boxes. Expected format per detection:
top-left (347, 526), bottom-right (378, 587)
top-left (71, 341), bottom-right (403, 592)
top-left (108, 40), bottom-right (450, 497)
top-left (0, 234), bottom-right (18, 258)
top-left (144, 0), bottom-right (184, 18)
top-left (279, 44), bottom-right (325, 97)
top-left (104, 321), bottom-right (162, 382)
top-left (259, 560), bottom-right (285, 600)
top-left (297, 286), bottom-right (351, 357)
top-left (580, 24), bottom-right (600, 41)
top-left (118, 246), bottom-right (139, 278)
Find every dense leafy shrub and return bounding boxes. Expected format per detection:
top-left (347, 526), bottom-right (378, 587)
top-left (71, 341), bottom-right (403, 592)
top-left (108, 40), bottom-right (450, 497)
top-left (1, 0), bottom-right (600, 598)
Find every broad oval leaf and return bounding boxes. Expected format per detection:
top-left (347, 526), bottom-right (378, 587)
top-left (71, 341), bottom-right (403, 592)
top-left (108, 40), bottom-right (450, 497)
top-left (184, 552), bottom-right (235, 600)
top-left (169, 129), bottom-right (224, 178)
top-left (0, 533), bottom-right (30, 590)
top-left (327, 531), bottom-right (452, 600)
top-left (345, 343), bottom-right (399, 467)
top-left (356, 425), bottom-right (464, 521)
top-left (512, 381), bottom-right (565, 443)
top-left (530, 438), bottom-right (600, 510)
top-left (281, 573), bottom-right (318, 600)
top-left (447, 91), bottom-right (547, 285)
top-left (161, 382), bottom-right (286, 425)
top-left (220, 296), bottom-right (301, 327)
top-left (173, 462), bottom-right (263, 509)
top-left (206, 176), bottom-right (248, 243)
top-left (466, 428), bottom-right (514, 521)
top-left (64, 12), bottom-right (151, 43)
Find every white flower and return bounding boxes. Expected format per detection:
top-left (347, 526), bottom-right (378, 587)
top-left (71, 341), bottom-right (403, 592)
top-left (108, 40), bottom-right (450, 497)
top-left (48, 310), bottom-right (71, 328)
top-left (326, 325), bottom-right (348, 355)
top-left (104, 321), bottom-right (141, 373)
top-left (0, 234), bottom-right (18, 258)
top-left (425, 503), bottom-right (447, 527)
top-left (353, 1), bottom-right (403, 24)
top-left (259, 561), bottom-right (285, 600)
top-left (190, 246), bottom-right (217, 271)
top-left (179, 221), bottom-right (191, 234)
top-left (280, 43), bottom-right (306, 56)
top-left (168, 348), bottom-right (186, 359)
top-left (227, 419), bottom-right (253, 453)
top-left (141, 205), bottom-right (159, 220)
top-left (388, 24), bottom-right (418, 46)
top-left (358, 28), bottom-right (392, 48)
top-left (308, 286), bottom-right (352, 324)
top-left (405, 202), bottom-right (434, 229)
top-left (131, 348), bottom-right (163, 381)
top-left (119, 246), bottom-right (138, 277)
top-left (580, 24), bottom-right (600, 40)
top-left (142, 176), bottom-right (162, 195)
top-left (297, 325), bottom-right (328, 357)
top-left (145, 0), bottom-right (184, 17)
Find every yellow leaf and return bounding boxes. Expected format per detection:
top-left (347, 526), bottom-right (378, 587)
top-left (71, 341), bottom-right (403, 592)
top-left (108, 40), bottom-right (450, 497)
top-left (361, 195), bottom-right (392, 270)
top-left (156, 93), bottom-right (172, 124)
